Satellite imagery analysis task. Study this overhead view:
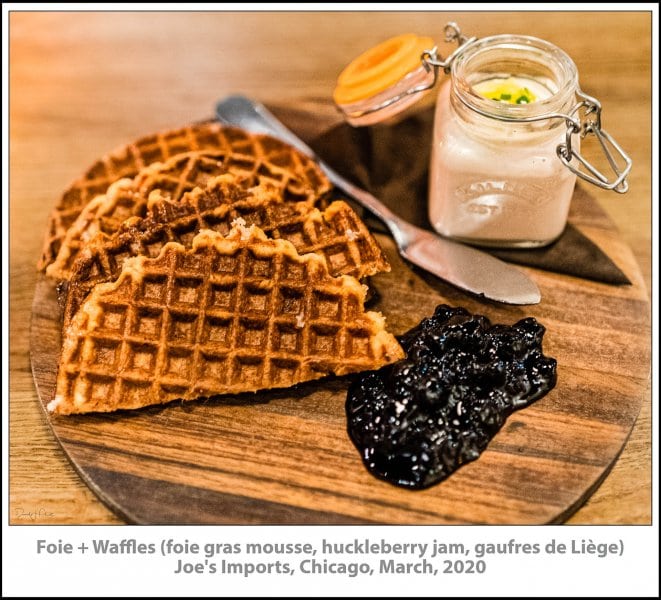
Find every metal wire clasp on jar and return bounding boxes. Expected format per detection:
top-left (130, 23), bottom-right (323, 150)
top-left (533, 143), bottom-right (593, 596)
top-left (334, 23), bottom-right (632, 248)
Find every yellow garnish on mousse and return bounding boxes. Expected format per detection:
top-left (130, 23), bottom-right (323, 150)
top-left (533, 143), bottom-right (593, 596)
top-left (474, 77), bottom-right (539, 104)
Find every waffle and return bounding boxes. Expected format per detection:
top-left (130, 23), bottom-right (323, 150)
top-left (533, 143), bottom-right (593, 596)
top-left (48, 225), bottom-right (404, 414)
top-left (46, 145), bottom-right (327, 281)
top-left (39, 123), bottom-right (332, 270)
top-left (63, 175), bottom-right (390, 327)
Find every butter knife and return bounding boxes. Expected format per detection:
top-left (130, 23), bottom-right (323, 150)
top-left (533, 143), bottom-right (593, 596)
top-left (215, 95), bottom-right (541, 305)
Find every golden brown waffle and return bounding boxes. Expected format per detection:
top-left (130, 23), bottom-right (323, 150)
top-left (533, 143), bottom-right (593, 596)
top-left (39, 123), bottom-right (331, 271)
top-left (63, 175), bottom-right (390, 328)
top-left (46, 146), bottom-right (329, 281)
top-left (48, 226), bottom-right (403, 414)
top-left (47, 151), bottom-right (264, 281)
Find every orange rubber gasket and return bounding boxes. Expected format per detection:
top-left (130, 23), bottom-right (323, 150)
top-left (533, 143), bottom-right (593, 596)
top-left (334, 34), bottom-right (434, 105)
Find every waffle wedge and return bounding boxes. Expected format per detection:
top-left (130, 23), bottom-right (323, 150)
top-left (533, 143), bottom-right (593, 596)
top-left (39, 123), bottom-right (331, 271)
top-left (46, 146), bottom-right (326, 281)
top-left (48, 226), bottom-right (403, 415)
top-left (63, 175), bottom-right (389, 327)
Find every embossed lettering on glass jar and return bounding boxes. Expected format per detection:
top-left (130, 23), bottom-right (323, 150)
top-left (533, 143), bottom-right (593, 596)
top-left (429, 35), bottom-right (581, 247)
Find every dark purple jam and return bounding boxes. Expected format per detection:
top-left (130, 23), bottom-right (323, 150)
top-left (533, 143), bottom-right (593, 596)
top-left (346, 304), bottom-right (557, 489)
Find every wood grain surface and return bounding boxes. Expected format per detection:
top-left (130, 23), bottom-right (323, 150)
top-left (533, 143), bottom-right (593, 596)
top-left (28, 181), bottom-right (650, 523)
top-left (10, 10), bottom-right (652, 524)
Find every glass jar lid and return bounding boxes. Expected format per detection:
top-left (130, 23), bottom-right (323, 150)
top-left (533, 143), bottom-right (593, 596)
top-left (333, 33), bottom-right (435, 126)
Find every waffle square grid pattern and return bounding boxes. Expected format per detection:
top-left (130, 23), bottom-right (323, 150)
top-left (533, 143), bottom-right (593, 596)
top-left (49, 227), bottom-right (403, 414)
top-left (62, 175), bottom-right (389, 328)
top-left (39, 123), bottom-right (331, 271)
top-left (45, 146), bottom-right (324, 282)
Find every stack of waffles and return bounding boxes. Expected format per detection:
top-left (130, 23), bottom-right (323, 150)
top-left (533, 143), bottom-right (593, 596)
top-left (41, 122), bottom-right (404, 415)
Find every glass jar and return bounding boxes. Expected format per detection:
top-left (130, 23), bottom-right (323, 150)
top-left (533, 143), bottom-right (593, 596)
top-left (429, 35), bottom-right (581, 247)
top-left (334, 23), bottom-right (632, 249)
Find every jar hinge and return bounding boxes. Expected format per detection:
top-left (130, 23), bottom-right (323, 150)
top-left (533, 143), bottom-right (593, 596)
top-left (421, 22), bottom-right (479, 74)
top-left (556, 89), bottom-right (632, 193)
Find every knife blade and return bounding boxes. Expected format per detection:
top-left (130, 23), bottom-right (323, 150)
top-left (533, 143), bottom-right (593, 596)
top-left (215, 95), bottom-right (541, 305)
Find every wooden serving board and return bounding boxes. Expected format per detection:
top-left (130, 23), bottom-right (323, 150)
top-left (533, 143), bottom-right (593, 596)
top-left (30, 190), bottom-right (650, 524)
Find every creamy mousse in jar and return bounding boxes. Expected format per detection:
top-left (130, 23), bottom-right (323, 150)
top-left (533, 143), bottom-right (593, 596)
top-left (429, 35), bottom-right (581, 247)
